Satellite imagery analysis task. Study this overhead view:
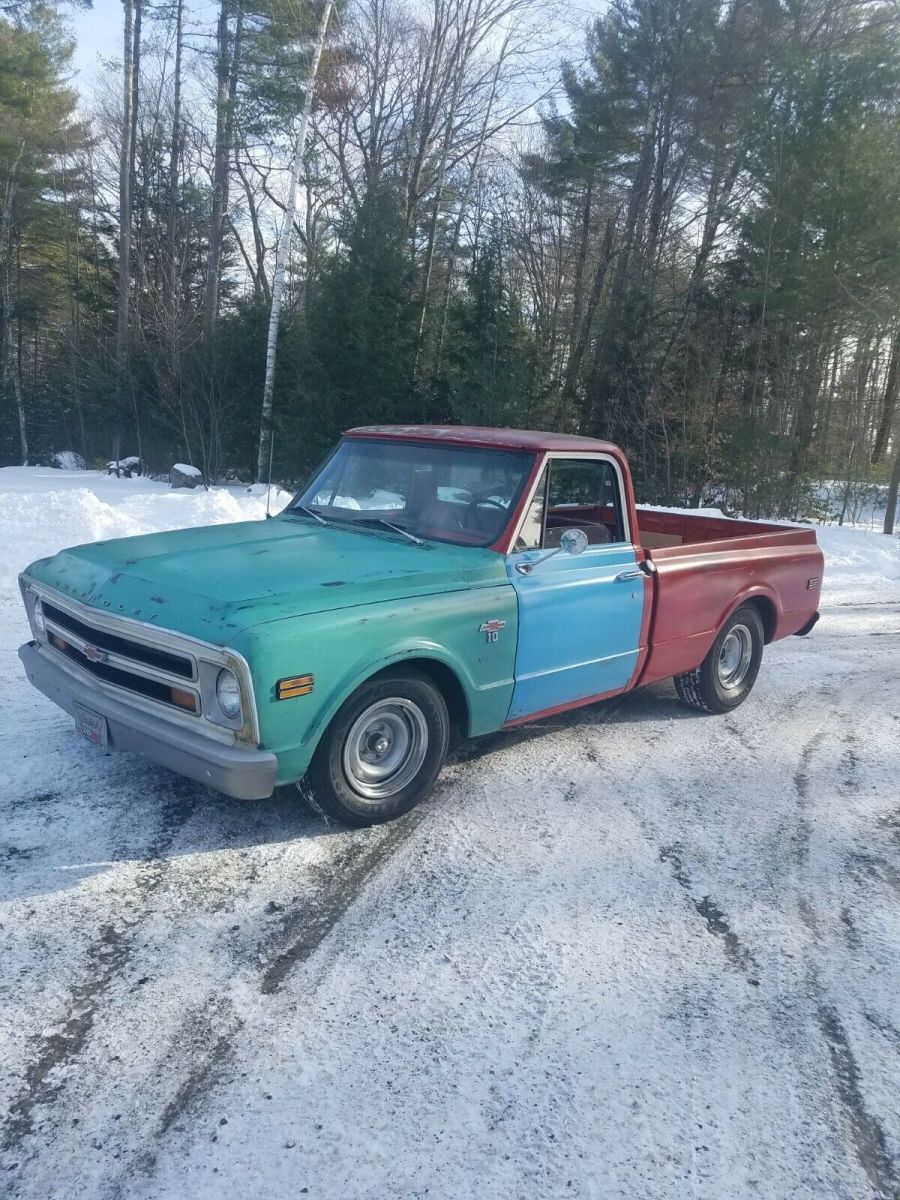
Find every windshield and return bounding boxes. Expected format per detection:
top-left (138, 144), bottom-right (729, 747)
top-left (291, 439), bottom-right (534, 547)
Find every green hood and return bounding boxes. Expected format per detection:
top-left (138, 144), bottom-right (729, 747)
top-left (25, 514), bottom-right (509, 646)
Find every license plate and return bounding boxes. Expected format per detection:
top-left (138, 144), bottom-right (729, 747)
top-left (74, 702), bottom-right (108, 748)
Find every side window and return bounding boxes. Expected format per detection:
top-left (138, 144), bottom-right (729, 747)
top-left (543, 458), bottom-right (625, 547)
top-left (515, 467), bottom-right (548, 550)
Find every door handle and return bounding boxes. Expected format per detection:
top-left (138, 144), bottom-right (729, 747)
top-left (615, 568), bottom-right (645, 581)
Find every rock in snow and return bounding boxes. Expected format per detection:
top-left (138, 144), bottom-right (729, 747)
top-left (52, 450), bottom-right (87, 471)
top-left (169, 462), bottom-right (204, 488)
top-left (107, 455), bottom-right (142, 477)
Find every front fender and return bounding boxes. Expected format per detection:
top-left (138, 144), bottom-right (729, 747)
top-left (231, 584), bottom-right (518, 785)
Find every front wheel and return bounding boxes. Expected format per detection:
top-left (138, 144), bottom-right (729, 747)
top-left (305, 669), bottom-right (450, 826)
top-left (674, 605), bottom-right (764, 714)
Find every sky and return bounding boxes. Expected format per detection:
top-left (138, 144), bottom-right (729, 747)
top-left (68, 0), bottom-right (123, 81)
top-left (65, 0), bottom-right (590, 94)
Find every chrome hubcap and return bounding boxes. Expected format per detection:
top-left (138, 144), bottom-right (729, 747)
top-left (717, 624), bottom-right (753, 690)
top-left (342, 698), bottom-right (429, 801)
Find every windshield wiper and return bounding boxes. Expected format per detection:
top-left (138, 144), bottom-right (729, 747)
top-left (288, 504), bottom-right (329, 526)
top-left (353, 516), bottom-right (424, 545)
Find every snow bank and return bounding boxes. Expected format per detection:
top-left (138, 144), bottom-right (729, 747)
top-left (816, 521), bottom-right (900, 605)
top-left (0, 467), bottom-right (292, 599)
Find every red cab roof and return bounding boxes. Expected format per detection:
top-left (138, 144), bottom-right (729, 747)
top-left (344, 424), bottom-right (621, 456)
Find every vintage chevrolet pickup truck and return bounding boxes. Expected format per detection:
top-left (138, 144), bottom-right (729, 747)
top-left (19, 426), bottom-right (823, 825)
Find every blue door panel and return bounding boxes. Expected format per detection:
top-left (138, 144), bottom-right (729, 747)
top-left (506, 544), bottom-right (645, 720)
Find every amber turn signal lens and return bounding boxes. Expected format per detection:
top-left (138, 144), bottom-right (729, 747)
top-left (50, 633), bottom-right (70, 652)
top-left (276, 674), bottom-right (314, 700)
top-left (170, 687), bottom-right (198, 712)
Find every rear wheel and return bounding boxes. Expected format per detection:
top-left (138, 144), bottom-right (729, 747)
top-left (674, 605), bottom-right (764, 714)
top-left (305, 669), bottom-right (450, 826)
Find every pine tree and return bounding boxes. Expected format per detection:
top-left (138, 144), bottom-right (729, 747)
top-left (0, 3), bottom-right (87, 464)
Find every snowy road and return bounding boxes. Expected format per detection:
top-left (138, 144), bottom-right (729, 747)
top-left (1, 469), bottom-right (899, 1199)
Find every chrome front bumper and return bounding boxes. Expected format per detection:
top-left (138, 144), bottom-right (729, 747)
top-left (19, 641), bottom-right (278, 800)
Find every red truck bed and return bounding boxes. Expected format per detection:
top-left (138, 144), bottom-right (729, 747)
top-left (635, 508), bottom-right (824, 688)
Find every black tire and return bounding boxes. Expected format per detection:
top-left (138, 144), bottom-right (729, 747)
top-left (305, 669), bottom-right (450, 826)
top-left (674, 605), bottom-right (765, 714)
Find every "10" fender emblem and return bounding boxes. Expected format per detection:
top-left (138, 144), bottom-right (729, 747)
top-left (479, 619), bottom-right (506, 643)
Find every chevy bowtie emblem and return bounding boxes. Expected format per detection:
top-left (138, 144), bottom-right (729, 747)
top-left (479, 619), bottom-right (506, 643)
top-left (83, 644), bottom-right (109, 664)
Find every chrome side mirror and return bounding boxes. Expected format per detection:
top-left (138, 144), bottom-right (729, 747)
top-left (515, 527), bottom-right (589, 575)
top-left (559, 528), bottom-right (588, 556)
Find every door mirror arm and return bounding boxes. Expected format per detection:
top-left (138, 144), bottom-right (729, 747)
top-left (515, 527), bottom-right (589, 575)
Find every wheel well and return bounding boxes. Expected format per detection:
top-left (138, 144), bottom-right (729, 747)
top-left (371, 658), bottom-right (470, 735)
top-left (739, 595), bottom-right (777, 643)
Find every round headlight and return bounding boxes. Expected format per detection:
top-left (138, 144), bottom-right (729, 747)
top-left (33, 596), bottom-right (46, 637)
top-left (215, 668), bottom-right (242, 720)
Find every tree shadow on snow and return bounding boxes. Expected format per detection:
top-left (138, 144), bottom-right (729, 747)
top-left (1, 680), bottom-right (700, 902)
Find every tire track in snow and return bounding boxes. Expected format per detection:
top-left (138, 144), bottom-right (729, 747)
top-left (816, 1004), bottom-right (899, 1200)
top-left (256, 802), bottom-right (422, 995)
top-left (2, 787), bottom-right (427, 1194)
top-left (658, 843), bottom-right (760, 981)
top-left (0, 784), bottom-right (201, 1161)
top-left (844, 850), bottom-right (900, 901)
top-left (596, 712), bottom-right (765, 986)
top-left (786, 677), bottom-right (900, 1200)
top-left (623, 668), bottom-right (899, 1198)
top-left (790, 709), bottom-right (833, 870)
top-left (118, 791), bottom-right (446, 1189)
top-left (863, 1011), bottom-right (900, 1054)
top-left (121, 998), bottom-right (244, 1189)
top-left (2, 780), bottom-right (294, 1178)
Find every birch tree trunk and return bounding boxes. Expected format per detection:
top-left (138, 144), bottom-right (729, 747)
top-left (255, 0), bottom-right (335, 483)
top-left (203, 0), bottom-right (244, 349)
top-left (884, 444), bottom-right (900, 536)
top-left (164, 0), bottom-right (192, 461)
top-left (872, 327), bottom-right (900, 465)
top-left (6, 266), bottom-right (27, 464)
top-left (165, 0), bottom-right (183, 310)
top-left (115, 0), bottom-right (136, 467)
top-left (129, 0), bottom-right (143, 329)
top-left (413, 0), bottom-right (482, 373)
top-left (1, 142), bottom-right (26, 463)
top-left (431, 36), bottom-right (507, 379)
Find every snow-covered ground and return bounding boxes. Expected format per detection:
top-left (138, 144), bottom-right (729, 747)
top-left (1, 466), bottom-right (899, 1200)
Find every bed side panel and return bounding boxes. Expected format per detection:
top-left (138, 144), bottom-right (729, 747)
top-left (639, 531), bottom-right (823, 686)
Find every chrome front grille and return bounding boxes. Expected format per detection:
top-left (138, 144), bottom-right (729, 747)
top-left (22, 579), bottom-right (260, 745)
top-left (43, 601), bottom-right (194, 679)
top-left (40, 597), bottom-right (200, 716)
